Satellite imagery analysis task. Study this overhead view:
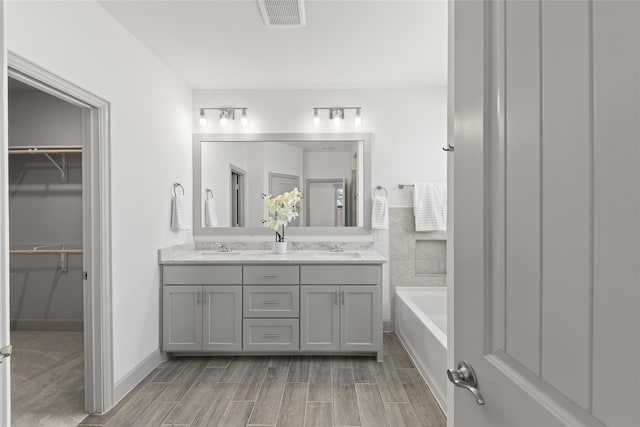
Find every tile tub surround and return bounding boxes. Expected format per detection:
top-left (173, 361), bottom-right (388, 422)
top-left (79, 334), bottom-right (446, 427)
top-left (389, 208), bottom-right (447, 331)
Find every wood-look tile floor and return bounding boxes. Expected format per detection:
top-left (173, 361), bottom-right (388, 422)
top-left (79, 334), bottom-right (445, 427)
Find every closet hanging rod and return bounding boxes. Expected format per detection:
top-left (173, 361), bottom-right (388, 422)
top-left (9, 249), bottom-right (83, 255)
top-left (8, 148), bottom-right (82, 154)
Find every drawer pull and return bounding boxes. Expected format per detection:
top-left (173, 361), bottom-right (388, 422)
top-left (263, 333), bottom-right (280, 338)
top-left (262, 300), bottom-right (280, 305)
top-left (263, 274), bottom-right (279, 278)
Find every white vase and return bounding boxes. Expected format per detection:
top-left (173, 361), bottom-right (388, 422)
top-left (274, 241), bottom-right (287, 255)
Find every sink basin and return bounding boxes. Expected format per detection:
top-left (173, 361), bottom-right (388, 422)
top-left (191, 251), bottom-right (241, 258)
top-left (317, 252), bottom-right (362, 259)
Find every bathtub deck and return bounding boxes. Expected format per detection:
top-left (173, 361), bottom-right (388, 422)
top-left (80, 334), bottom-right (446, 427)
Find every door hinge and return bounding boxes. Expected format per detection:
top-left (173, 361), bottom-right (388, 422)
top-left (83, 271), bottom-right (88, 280)
top-left (0, 345), bottom-right (12, 363)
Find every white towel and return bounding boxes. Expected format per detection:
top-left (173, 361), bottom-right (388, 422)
top-left (371, 194), bottom-right (389, 230)
top-left (413, 183), bottom-right (447, 231)
top-left (171, 195), bottom-right (191, 231)
top-left (204, 197), bottom-right (218, 227)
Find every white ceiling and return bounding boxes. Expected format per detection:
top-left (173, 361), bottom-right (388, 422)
top-left (98, 0), bottom-right (447, 90)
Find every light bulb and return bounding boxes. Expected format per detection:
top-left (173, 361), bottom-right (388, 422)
top-left (219, 111), bottom-right (228, 127)
top-left (354, 108), bottom-right (362, 127)
top-left (240, 109), bottom-right (249, 127)
top-left (199, 109), bottom-right (207, 127)
top-left (313, 109), bottom-right (320, 127)
top-left (333, 110), bottom-right (342, 126)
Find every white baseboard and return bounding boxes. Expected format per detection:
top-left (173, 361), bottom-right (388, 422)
top-left (383, 319), bottom-right (393, 333)
top-left (113, 349), bottom-right (165, 404)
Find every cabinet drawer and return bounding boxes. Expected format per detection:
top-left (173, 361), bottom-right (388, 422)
top-left (163, 265), bottom-right (242, 285)
top-left (244, 286), bottom-right (300, 318)
top-left (300, 265), bottom-right (380, 285)
top-left (243, 319), bottom-right (300, 351)
top-left (243, 266), bottom-right (299, 285)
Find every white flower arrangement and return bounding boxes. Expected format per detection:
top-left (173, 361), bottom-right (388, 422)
top-left (262, 188), bottom-right (303, 242)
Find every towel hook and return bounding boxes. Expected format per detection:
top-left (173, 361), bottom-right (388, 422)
top-left (173, 182), bottom-right (185, 196)
top-left (374, 186), bottom-right (388, 197)
top-left (205, 189), bottom-right (214, 200)
top-left (442, 143), bottom-right (454, 152)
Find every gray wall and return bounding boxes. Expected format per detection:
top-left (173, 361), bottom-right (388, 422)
top-left (8, 81), bottom-right (84, 331)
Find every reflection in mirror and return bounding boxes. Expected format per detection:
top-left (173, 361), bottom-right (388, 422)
top-left (201, 140), bottom-right (364, 228)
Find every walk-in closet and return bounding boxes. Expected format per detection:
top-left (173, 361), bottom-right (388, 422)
top-left (7, 77), bottom-right (86, 426)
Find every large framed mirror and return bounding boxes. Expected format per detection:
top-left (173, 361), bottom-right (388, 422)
top-left (193, 133), bottom-right (372, 236)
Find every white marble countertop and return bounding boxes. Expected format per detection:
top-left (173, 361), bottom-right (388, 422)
top-left (159, 249), bottom-right (386, 265)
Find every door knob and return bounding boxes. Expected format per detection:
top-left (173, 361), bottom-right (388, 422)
top-left (0, 345), bottom-right (12, 364)
top-left (447, 360), bottom-right (485, 405)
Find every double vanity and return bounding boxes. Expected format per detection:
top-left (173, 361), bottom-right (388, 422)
top-left (159, 247), bottom-right (386, 361)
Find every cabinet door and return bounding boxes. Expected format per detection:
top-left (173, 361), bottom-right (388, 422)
top-left (203, 285), bottom-right (242, 351)
top-left (300, 285), bottom-right (339, 351)
top-left (340, 285), bottom-right (381, 352)
top-left (163, 285), bottom-right (202, 351)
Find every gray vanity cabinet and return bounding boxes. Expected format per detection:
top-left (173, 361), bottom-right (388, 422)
top-left (300, 285), bottom-right (340, 351)
top-left (300, 265), bottom-right (382, 354)
top-left (203, 286), bottom-right (242, 351)
top-left (340, 285), bottom-right (380, 351)
top-left (163, 285), bottom-right (203, 351)
top-left (163, 285), bottom-right (242, 352)
top-left (161, 262), bottom-right (382, 360)
top-left (162, 265), bottom-right (243, 352)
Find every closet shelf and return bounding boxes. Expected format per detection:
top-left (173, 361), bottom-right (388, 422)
top-left (8, 146), bottom-right (82, 182)
top-left (9, 249), bottom-right (83, 255)
top-left (8, 146), bottom-right (82, 154)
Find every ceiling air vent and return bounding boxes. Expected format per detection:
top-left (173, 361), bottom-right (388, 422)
top-left (258, 0), bottom-right (306, 27)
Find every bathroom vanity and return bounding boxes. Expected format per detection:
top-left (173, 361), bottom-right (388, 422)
top-left (159, 249), bottom-right (385, 361)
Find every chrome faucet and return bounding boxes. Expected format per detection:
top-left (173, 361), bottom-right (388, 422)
top-left (215, 242), bottom-right (232, 253)
top-left (329, 243), bottom-right (345, 253)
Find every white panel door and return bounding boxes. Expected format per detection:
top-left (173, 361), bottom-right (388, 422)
top-left (203, 285), bottom-right (242, 351)
top-left (451, 1), bottom-right (640, 426)
top-left (162, 286), bottom-right (202, 352)
top-left (0, 1), bottom-right (10, 425)
top-left (339, 286), bottom-right (380, 352)
top-left (300, 285), bottom-right (339, 351)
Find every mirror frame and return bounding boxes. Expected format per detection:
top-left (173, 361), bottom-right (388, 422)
top-left (193, 132), bottom-right (373, 236)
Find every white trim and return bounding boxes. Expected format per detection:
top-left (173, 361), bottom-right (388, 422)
top-left (193, 132), bottom-right (373, 237)
top-left (6, 52), bottom-right (113, 414)
top-left (0, 2), bottom-right (11, 425)
top-left (113, 349), bottom-right (165, 404)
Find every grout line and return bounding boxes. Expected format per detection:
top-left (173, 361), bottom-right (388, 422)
top-left (272, 364), bottom-right (290, 426)
top-left (302, 376), bottom-right (311, 427)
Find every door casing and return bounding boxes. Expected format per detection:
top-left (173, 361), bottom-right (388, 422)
top-left (4, 52), bottom-right (113, 415)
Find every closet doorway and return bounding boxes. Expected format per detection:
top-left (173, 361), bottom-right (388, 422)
top-left (3, 54), bottom-right (113, 421)
top-left (7, 77), bottom-right (87, 425)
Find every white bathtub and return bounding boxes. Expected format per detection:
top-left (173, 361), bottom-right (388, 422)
top-left (395, 287), bottom-right (447, 413)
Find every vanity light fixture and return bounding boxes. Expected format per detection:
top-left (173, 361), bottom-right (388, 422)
top-left (354, 108), bottom-right (362, 127)
top-left (313, 108), bottom-right (320, 127)
top-left (330, 108), bottom-right (344, 126)
top-left (198, 107), bottom-right (249, 128)
top-left (219, 110), bottom-right (229, 127)
top-left (312, 107), bottom-right (362, 127)
top-left (240, 108), bottom-right (249, 127)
